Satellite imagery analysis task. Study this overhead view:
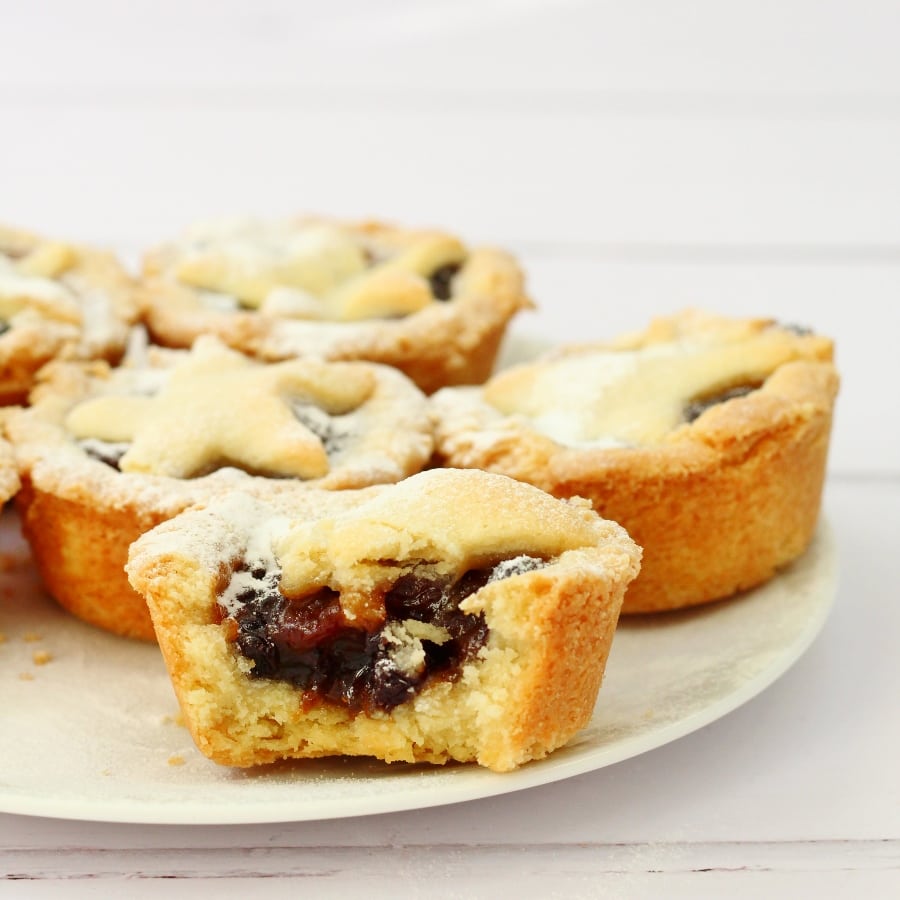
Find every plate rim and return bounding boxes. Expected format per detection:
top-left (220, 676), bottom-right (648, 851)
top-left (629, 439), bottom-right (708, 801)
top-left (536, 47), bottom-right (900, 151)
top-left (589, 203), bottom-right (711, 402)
top-left (0, 521), bottom-right (838, 826)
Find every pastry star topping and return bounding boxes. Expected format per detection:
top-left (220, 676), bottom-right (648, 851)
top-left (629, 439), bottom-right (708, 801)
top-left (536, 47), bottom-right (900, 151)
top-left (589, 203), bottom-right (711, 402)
top-left (174, 220), bottom-right (466, 322)
top-left (65, 337), bottom-right (374, 479)
top-left (484, 325), bottom-right (822, 447)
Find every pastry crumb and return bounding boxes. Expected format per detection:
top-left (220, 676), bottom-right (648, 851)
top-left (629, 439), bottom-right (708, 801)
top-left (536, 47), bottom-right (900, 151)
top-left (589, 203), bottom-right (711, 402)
top-left (18, 672), bottom-right (35, 681)
top-left (167, 755), bottom-right (187, 767)
top-left (32, 650), bottom-right (53, 665)
top-left (162, 712), bottom-right (188, 728)
top-left (22, 631), bottom-right (42, 643)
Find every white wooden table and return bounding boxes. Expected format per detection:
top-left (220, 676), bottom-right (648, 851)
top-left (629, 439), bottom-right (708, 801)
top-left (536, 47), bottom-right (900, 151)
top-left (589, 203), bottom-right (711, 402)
top-left (1, 2), bottom-right (898, 896)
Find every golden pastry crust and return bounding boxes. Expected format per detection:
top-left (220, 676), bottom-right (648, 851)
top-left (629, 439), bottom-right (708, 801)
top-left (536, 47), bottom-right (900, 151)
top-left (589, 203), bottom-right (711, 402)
top-left (0, 224), bottom-right (138, 405)
top-left (0, 430), bottom-right (19, 505)
top-left (126, 469), bottom-right (641, 771)
top-left (140, 217), bottom-right (532, 393)
top-left (431, 310), bottom-right (839, 613)
top-left (6, 338), bottom-right (434, 640)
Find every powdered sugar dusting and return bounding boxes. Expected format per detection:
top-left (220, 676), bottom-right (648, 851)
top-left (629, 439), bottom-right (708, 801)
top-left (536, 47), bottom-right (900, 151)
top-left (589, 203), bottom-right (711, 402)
top-left (207, 494), bottom-right (292, 619)
top-left (488, 555), bottom-right (546, 583)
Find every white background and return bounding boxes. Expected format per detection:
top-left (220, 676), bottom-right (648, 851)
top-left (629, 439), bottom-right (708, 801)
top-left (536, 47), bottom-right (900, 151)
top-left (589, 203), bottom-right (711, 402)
top-left (1, 1), bottom-right (898, 896)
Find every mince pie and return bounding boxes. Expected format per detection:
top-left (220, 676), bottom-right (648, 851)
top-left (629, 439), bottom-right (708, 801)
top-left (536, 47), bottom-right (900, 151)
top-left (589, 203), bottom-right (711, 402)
top-left (140, 217), bottom-right (532, 393)
top-left (0, 224), bottom-right (137, 404)
top-left (125, 468), bottom-right (641, 771)
top-left (6, 335), bottom-right (433, 639)
top-left (431, 310), bottom-right (839, 612)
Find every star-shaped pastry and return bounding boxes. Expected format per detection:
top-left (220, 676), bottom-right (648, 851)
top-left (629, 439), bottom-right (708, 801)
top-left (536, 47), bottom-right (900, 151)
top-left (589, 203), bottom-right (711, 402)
top-left (65, 337), bottom-right (374, 479)
top-left (175, 221), bottom-right (465, 321)
top-left (484, 325), bottom-right (820, 446)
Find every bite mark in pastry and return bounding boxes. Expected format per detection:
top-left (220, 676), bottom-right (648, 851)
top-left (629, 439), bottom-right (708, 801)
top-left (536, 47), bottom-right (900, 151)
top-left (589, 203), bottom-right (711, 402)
top-left (126, 469), bottom-right (642, 771)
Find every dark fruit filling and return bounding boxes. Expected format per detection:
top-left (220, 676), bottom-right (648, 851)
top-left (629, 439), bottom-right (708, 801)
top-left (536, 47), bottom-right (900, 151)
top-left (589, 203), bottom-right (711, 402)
top-left (0, 320), bottom-right (9, 337)
top-left (223, 555), bottom-right (546, 714)
top-left (290, 402), bottom-right (347, 456)
top-left (427, 264), bottom-right (461, 301)
top-left (79, 439), bottom-right (129, 470)
top-left (780, 322), bottom-right (814, 337)
top-left (384, 570), bottom-right (492, 668)
top-left (684, 384), bottom-right (758, 423)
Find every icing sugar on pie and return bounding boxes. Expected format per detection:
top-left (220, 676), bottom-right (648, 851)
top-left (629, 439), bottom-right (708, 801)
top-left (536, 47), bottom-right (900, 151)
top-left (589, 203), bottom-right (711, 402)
top-left (431, 310), bottom-right (839, 613)
top-left (66, 336), bottom-right (378, 480)
top-left (141, 217), bottom-right (532, 393)
top-left (172, 219), bottom-right (467, 322)
top-left (482, 311), bottom-right (829, 447)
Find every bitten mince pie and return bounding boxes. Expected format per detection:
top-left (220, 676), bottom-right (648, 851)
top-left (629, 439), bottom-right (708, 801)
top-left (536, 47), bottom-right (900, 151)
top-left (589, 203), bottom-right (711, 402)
top-left (431, 310), bottom-right (839, 613)
top-left (140, 217), bottom-right (532, 393)
top-left (5, 334), bottom-right (433, 640)
top-left (0, 224), bottom-right (138, 404)
top-left (125, 468), bottom-right (641, 771)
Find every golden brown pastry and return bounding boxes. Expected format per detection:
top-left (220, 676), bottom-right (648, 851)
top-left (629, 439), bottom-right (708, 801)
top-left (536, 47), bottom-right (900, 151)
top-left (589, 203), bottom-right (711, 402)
top-left (126, 468), bottom-right (641, 771)
top-left (140, 216), bottom-right (532, 393)
top-left (431, 310), bottom-right (839, 613)
top-left (0, 430), bottom-right (19, 505)
top-left (6, 335), bottom-right (434, 639)
top-left (0, 224), bottom-right (138, 404)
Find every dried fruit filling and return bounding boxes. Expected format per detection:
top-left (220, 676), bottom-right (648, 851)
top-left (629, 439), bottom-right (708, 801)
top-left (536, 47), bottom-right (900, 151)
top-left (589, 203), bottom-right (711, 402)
top-left (221, 555), bottom-right (546, 714)
top-left (683, 384), bottom-right (758, 424)
top-left (427, 263), bottom-right (460, 301)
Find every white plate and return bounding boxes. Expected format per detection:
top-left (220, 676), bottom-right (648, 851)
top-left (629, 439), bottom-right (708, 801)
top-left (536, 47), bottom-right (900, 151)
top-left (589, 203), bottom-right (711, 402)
top-left (0, 509), bottom-right (837, 825)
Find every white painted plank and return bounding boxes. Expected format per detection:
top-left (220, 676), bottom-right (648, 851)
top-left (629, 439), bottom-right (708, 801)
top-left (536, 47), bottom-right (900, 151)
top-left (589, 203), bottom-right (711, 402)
top-left (4, 873), bottom-right (898, 900)
top-left (3, 873), bottom-right (898, 900)
top-left (1, 105), bottom-right (899, 248)
top-left (2, 1), bottom-right (900, 98)
top-left (1, 843), bottom-right (897, 898)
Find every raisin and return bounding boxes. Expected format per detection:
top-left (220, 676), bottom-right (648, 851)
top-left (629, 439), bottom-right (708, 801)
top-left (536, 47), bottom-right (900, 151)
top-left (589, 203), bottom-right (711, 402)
top-left (291, 403), bottom-right (347, 456)
top-left (385, 573), bottom-right (447, 622)
top-left (684, 384), bottom-right (757, 423)
top-left (781, 322), bottom-right (814, 336)
top-left (277, 590), bottom-right (346, 652)
top-left (427, 264), bottom-right (460, 301)
top-left (236, 631), bottom-right (280, 678)
top-left (79, 440), bottom-right (129, 470)
top-left (367, 655), bottom-right (417, 711)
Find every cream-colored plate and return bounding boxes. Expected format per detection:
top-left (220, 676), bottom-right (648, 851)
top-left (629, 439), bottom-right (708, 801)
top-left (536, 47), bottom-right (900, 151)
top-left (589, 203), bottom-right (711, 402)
top-left (0, 507), bottom-right (836, 824)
